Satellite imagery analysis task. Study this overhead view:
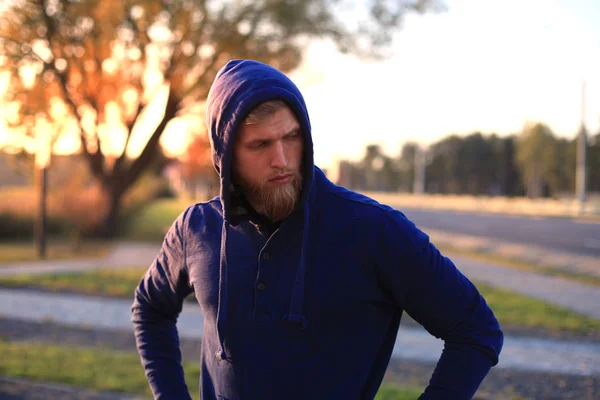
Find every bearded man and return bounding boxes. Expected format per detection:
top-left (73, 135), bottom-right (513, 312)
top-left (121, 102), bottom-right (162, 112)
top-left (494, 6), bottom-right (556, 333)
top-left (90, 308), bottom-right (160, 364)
top-left (132, 59), bottom-right (503, 400)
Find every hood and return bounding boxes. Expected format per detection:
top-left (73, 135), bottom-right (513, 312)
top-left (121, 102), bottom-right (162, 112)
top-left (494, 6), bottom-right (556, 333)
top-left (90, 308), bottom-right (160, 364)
top-left (205, 59), bottom-right (314, 218)
top-left (205, 59), bottom-right (314, 362)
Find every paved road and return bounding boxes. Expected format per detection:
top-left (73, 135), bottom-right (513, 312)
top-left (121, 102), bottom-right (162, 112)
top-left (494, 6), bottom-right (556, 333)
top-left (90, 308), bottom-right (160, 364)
top-left (396, 207), bottom-right (600, 258)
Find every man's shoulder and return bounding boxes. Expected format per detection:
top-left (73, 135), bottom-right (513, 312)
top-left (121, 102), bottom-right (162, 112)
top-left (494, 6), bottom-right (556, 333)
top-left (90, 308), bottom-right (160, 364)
top-left (189, 196), bottom-right (222, 211)
top-left (313, 180), bottom-right (401, 228)
top-left (178, 197), bottom-right (223, 228)
top-left (312, 173), bottom-right (416, 228)
top-left (316, 178), bottom-right (393, 214)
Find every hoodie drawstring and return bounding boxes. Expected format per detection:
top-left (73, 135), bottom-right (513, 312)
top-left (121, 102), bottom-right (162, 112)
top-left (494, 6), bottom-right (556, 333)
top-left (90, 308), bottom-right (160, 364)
top-left (215, 220), bottom-right (230, 361)
top-left (283, 202), bottom-right (310, 331)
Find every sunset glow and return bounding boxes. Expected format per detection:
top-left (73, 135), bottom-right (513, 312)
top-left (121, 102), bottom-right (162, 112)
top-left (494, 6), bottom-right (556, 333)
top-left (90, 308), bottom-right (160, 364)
top-left (1, 0), bottom-right (599, 173)
top-left (290, 0), bottom-right (600, 171)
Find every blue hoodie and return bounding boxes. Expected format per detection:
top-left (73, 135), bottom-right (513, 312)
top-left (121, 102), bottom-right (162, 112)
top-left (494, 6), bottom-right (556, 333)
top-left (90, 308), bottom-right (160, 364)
top-left (132, 59), bottom-right (503, 400)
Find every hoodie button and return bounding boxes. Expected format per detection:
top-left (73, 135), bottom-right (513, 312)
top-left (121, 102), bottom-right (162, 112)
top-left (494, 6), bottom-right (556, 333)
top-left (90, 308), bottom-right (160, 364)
top-left (262, 252), bottom-right (271, 260)
top-left (257, 282), bottom-right (266, 291)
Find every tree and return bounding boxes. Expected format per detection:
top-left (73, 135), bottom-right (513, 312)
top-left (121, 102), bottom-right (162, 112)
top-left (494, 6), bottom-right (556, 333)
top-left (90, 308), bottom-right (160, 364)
top-left (397, 141), bottom-right (418, 192)
top-left (425, 132), bottom-right (524, 196)
top-left (588, 132), bottom-right (600, 193)
top-left (550, 137), bottom-right (575, 196)
top-left (0, 0), bottom-right (441, 235)
top-left (426, 134), bottom-right (462, 193)
top-left (360, 144), bottom-right (398, 191)
top-left (492, 135), bottom-right (524, 196)
top-left (459, 132), bottom-right (496, 195)
top-left (336, 159), bottom-right (364, 189)
top-left (516, 123), bottom-right (558, 198)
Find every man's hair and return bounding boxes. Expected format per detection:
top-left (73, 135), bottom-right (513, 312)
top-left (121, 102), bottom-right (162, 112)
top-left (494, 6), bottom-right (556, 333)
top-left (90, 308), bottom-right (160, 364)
top-left (244, 99), bottom-right (287, 125)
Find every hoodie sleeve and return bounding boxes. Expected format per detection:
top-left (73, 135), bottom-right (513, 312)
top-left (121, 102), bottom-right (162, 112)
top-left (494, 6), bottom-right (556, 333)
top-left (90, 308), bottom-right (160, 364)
top-left (131, 207), bottom-right (194, 400)
top-left (375, 209), bottom-right (503, 400)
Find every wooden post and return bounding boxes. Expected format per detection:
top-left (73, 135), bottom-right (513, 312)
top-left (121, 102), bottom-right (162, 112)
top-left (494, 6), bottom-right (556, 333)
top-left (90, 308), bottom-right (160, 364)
top-left (35, 165), bottom-right (48, 258)
top-left (35, 134), bottom-right (51, 259)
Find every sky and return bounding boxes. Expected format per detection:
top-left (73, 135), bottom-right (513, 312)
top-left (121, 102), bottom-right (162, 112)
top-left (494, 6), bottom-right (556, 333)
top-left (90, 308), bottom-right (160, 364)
top-left (289, 0), bottom-right (600, 172)
top-left (1, 0), bottom-right (599, 174)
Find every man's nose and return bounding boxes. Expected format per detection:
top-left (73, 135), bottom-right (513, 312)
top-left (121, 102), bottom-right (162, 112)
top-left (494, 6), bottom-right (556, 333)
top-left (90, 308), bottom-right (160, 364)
top-left (271, 141), bottom-right (288, 168)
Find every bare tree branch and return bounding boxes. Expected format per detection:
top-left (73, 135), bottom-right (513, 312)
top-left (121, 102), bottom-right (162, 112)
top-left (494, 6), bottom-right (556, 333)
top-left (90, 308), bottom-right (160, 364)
top-left (0, 35), bottom-right (47, 64)
top-left (112, 101), bottom-right (143, 175)
top-left (38, 0), bottom-right (105, 179)
top-left (196, 0), bottom-right (208, 41)
top-left (179, 4), bottom-right (261, 102)
top-left (121, 92), bottom-right (179, 191)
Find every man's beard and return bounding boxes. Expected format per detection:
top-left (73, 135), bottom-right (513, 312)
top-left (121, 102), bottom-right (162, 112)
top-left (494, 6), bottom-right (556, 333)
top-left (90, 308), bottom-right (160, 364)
top-left (243, 170), bottom-right (303, 222)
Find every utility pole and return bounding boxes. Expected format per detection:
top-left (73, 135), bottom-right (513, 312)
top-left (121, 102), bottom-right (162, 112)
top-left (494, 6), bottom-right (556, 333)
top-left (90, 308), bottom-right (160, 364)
top-left (576, 81), bottom-right (587, 216)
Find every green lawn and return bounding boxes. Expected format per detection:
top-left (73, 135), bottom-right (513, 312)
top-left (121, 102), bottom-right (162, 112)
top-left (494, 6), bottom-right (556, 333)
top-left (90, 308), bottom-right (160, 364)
top-left (374, 385), bottom-right (424, 400)
top-left (122, 198), bottom-right (191, 241)
top-left (0, 240), bottom-right (111, 264)
top-left (0, 267), bottom-right (145, 297)
top-left (0, 340), bottom-right (420, 399)
top-left (0, 267), bottom-right (599, 336)
top-left (476, 281), bottom-right (600, 335)
top-left (0, 340), bottom-right (195, 398)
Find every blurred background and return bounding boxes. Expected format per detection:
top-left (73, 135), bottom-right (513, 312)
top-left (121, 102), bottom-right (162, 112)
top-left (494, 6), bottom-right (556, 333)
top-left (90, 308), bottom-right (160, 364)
top-left (0, 0), bottom-right (599, 399)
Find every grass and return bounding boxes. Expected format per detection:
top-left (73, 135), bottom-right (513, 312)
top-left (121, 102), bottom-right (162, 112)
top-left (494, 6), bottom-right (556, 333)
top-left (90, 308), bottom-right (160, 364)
top-left (475, 282), bottom-right (600, 335)
top-left (122, 198), bottom-right (191, 241)
top-left (374, 384), bottom-right (423, 399)
top-left (439, 245), bottom-right (600, 288)
top-left (0, 339), bottom-right (194, 398)
top-left (0, 267), bottom-right (145, 297)
top-left (0, 240), bottom-right (111, 264)
top-left (1, 267), bottom-right (599, 336)
top-left (0, 340), bottom-right (419, 399)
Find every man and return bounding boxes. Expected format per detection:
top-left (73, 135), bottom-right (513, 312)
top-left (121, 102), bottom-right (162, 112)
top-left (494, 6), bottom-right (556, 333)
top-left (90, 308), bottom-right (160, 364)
top-left (132, 59), bottom-right (503, 400)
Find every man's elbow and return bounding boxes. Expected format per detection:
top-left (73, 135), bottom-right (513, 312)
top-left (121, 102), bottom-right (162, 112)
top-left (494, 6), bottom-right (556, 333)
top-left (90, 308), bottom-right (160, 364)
top-left (491, 320), bottom-right (504, 363)
top-left (480, 321), bottom-right (503, 366)
top-left (448, 302), bottom-right (504, 365)
top-left (131, 284), bottom-right (155, 324)
top-left (470, 312), bottom-right (504, 366)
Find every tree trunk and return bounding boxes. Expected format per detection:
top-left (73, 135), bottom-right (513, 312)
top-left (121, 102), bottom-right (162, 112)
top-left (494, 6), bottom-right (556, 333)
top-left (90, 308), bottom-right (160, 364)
top-left (80, 93), bottom-right (180, 238)
top-left (99, 186), bottom-right (124, 238)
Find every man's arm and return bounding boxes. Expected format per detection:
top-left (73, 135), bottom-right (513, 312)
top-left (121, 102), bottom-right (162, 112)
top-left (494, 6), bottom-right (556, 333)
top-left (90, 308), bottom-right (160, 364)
top-left (131, 207), bottom-right (194, 400)
top-left (375, 209), bottom-right (503, 400)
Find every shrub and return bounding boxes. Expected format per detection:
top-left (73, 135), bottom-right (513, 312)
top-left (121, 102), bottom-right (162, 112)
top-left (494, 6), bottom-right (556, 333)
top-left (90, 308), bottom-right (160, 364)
top-left (0, 212), bottom-right (69, 240)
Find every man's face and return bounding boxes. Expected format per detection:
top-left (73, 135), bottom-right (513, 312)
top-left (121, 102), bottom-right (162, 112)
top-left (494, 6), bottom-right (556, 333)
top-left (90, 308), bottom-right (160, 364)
top-left (232, 106), bottom-right (304, 221)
